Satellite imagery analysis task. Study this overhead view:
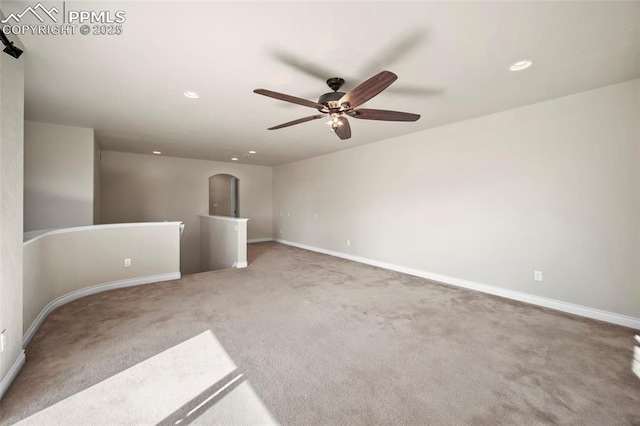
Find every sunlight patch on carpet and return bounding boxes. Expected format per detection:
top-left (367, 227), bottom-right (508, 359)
top-left (15, 331), bottom-right (278, 425)
top-left (633, 336), bottom-right (640, 380)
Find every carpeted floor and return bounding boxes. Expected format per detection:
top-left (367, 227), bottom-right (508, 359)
top-left (1, 242), bottom-right (639, 425)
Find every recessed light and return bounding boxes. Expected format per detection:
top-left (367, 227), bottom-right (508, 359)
top-left (231, 157), bottom-right (238, 161)
top-left (184, 91), bottom-right (200, 99)
top-left (248, 150), bottom-right (256, 154)
top-left (509, 60), bottom-right (533, 71)
top-left (152, 151), bottom-right (161, 155)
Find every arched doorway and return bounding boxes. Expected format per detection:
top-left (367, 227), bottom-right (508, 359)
top-left (209, 174), bottom-right (239, 217)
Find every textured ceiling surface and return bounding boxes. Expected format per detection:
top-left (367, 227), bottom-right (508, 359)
top-left (3, 1), bottom-right (639, 165)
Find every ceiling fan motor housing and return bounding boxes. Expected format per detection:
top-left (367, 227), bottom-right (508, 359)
top-left (317, 91), bottom-right (346, 112)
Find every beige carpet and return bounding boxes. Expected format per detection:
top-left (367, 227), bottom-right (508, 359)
top-left (11, 331), bottom-right (277, 425)
top-left (1, 242), bottom-right (639, 425)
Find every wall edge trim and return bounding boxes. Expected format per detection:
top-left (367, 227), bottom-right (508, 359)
top-left (24, 222), bottom-right (183, 245)
top-left (23, 272), bottom-right (181, 348)
top-left (274, 239), bottom-right (640, 330)
top-left (0, 350), bottom-right (25, 401)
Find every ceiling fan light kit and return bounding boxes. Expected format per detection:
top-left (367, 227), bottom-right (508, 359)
top-left (254, 70), bottom-right (420, 140)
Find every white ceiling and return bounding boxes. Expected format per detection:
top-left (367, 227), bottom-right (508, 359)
top-left (3, 1), bottom-right (640, 166)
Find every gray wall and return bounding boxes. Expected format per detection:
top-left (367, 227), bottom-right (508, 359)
top-left (24, 120), bottom-right (96, 232)
top-left (100, 151), bottom-right (273, 274)
top-left (0, 32), bottom-right (24, 387)
top-left (274, 79), bottom-right (640, 318)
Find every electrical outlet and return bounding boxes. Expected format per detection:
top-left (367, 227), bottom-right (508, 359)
top-left (534, 270), bottom-right (542, 281)
top-left (346, 240), bottom-right (351, 247)
top-left (124, 258), bottom-right (132, 268)
top-left (1, 329), bottom-right (6, 352)
top-left (313, 213), bottom-right (317, 219)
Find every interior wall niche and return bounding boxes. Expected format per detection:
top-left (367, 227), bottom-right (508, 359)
top-left (208, 174), bottom-right (239, 217)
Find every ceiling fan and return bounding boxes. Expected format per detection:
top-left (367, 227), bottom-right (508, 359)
top-left (254, 71), bottom-right (420, 140)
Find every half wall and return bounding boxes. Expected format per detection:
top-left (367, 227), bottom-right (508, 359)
top-left (23, 222), bottom-right (182, 347)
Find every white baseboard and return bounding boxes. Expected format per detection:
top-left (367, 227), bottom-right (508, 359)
top-left (23, 272), bottom-right (181, 348)
top-left (233, 261), bottom-right (248, 268)
top-left (1, 350), bottom-right (25, 400)
top-left (247, 238), bottom-right (273, 243)
top-left (275, 239), bottom-right (640, 330)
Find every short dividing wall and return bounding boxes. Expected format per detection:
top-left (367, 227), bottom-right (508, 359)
top-left (200, 215), bottom-right (248, 271)
top-left (22, 222), bottom-right (183, 348)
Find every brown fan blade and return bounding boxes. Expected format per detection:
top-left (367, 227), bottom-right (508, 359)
top-left (254, 89), bottom-right (323, 109)
top-left (268, 114), bottom-right (325, 130)
top-left (339, 71), bottom-right (397, 109)
top-left (334, 116), bottom-right (351, 140)
top-left (349, 108), bottom-right (420, 122)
